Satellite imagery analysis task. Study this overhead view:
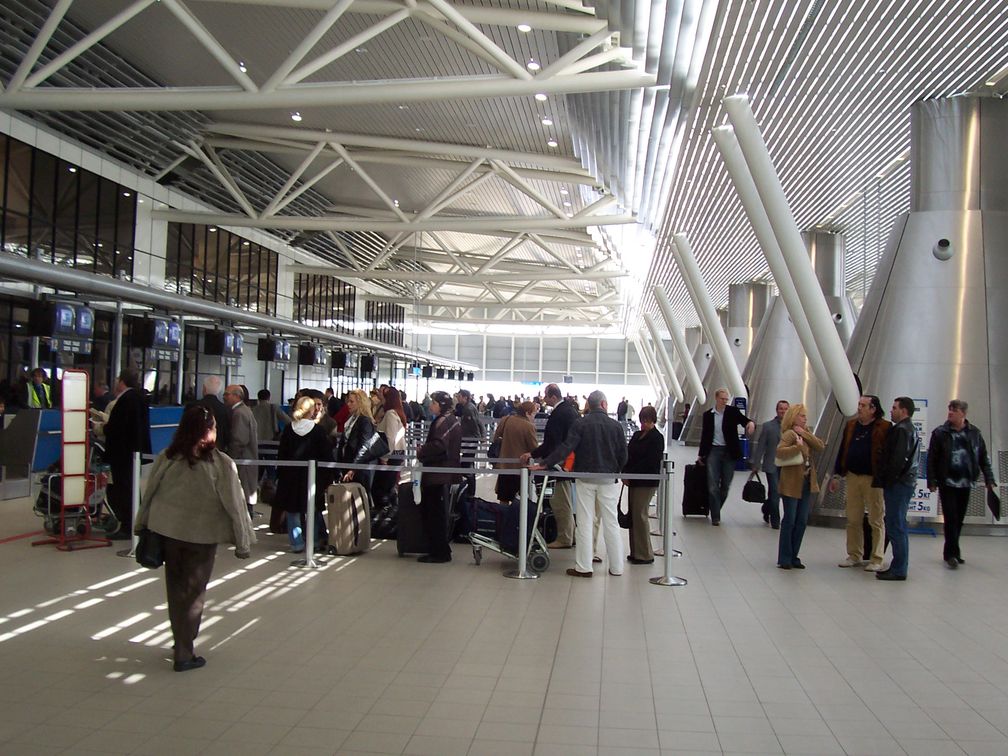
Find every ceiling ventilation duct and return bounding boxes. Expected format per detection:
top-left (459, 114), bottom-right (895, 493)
top-left (814, 96), bottom-right (1008, 527)
top-left (679, 282), bottom-right (769, 444)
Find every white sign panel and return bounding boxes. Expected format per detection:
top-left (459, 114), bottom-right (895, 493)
top-left (908, 399), bottom-right (935, 518)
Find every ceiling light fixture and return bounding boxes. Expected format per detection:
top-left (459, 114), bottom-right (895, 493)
top-left (547, 139), bottom-right (558, 148)
top-left (527, 59), bottom-right (540, 71)
top-left (122, 191), bottom-right (131, 197)
top-left (534, 93), bottom-right (548, 102)
top-left (290, 112), bottom-right (302, 122)
top-left (559, 188), bottom-right (569, 195)
top-left (563, 201), bottom-right (572, 207)
top-left (68, 166), bottom-right (77, 173)
top-left (238, 60), bottom-right (247, 73)
top-left (541, 117), bottom-right (553, 126)
top-left (517, 23), bottom-right (532, 33)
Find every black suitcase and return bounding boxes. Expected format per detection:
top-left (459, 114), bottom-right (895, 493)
top-left (396, 481), bottom-right (467, 556)
top-left (682, 463), bottom-right (710, 517)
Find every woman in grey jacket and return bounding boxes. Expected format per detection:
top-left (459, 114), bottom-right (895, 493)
top-left (135, 405), bottom-right (256, 672)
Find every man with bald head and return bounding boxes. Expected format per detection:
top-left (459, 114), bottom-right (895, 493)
top-left (224, 384), bottom-right (258, 518)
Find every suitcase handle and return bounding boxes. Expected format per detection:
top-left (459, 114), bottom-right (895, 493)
top-left (351, 492), bottom-right (361, 547)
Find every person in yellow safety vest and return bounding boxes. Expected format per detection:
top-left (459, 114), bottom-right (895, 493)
top-left (27, 368), bottom-right (52, 409)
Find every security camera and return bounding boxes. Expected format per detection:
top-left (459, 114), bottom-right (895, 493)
top-left (933, 238), bottom-right (953, 261)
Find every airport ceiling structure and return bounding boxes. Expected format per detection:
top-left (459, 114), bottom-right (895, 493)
top-left (0, 0), bottom-right (1006, 338)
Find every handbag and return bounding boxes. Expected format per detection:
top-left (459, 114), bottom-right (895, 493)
top-left (774, 450), bottom-right (803, 467)
top-left (366, 431), bottom-right (390, 461)
top-left (742, 471), bottom-right (767, 503)
top-left (135, 528), bottom-right (164, 569)
top-left (617, 486), bottom-right (631, 529)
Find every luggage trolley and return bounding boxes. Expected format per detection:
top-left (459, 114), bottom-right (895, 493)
top-left (470, 473), bottom-right (553, 574)
top-left (33, 444), bottom-right (118, 539)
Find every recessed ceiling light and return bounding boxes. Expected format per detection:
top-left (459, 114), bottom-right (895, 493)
top-left (209, 227), bottom-right (217, 232)
top-left (243, 241), bottom-right (250, 246)
top-left (517, 23), bottom-right (532, 33)
top-left (398, 104), bottom-right (409, 110)
top-left (547, 139), bottom-right (558, 148)
top-left (541, 117), bottom-right (553, 126)
top-left (122, 191), bottom-right (131, 197)
top-left (534, 93), bottom-right (548, 102)
top-left (68, 166), bottom-right (77, 173)
top-left (563, 201), bottom-right (572, 207)
top-left (238, 60), bottom-right (247, 73)
top-left (355, 47), bottom-right (368, 54)
top-left (414, 127), bottom-right (422, 132)
top-left (393, 199), bottom-right (400, 207)
top-left (559, 188), bottom-right (569, 195)
top-left (291, 111), bottom-right (302, 122)
top-left (527, 59), bottom-right (540, 71)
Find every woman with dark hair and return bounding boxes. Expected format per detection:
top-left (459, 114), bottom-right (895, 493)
top-left (134, 405), bottom-right (255, 672)
top-left (622, 405), bottom-right (664, 564)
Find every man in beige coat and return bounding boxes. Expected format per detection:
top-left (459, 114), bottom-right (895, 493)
top-left (225, 384), bottom-right (259, 519)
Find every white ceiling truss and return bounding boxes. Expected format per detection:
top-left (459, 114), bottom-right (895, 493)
top-left (1, 0), bottom-right (1007, 341)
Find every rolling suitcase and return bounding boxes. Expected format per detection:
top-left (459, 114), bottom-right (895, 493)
top-left (325, 482), bottom-right (371, 555)
top-left (682, 463), bottom-right (710, 517)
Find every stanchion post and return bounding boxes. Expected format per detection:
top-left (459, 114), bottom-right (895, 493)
top-left (118, 451), bottom-right (142, 558)
top-left (504, 467), bottom-right (538, 580)
top-left (651, 461), bottom-right (687, 587)
top-left (295, 460), bottom-right (319, 568)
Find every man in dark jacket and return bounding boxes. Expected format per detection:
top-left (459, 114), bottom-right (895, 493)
top-left (828, 395), bottom-right (891, 570)
top-left (198, 375), bottom-right (231, 453)
top-left (926, 399), bottom-right (997, 569)
top-left (750, 400), bottom-right (789, 529)
top-left (874, 396), bottom-right (919, 581)
top-left (698, 388), bottom-right (755, 526)
top-left (416, 391), bottom-right (462, 563)
top-left (521, 383), bottom-right (581, 548)
top-left (540, 390), bottom-right (627, 577)
top-left (103, 368), bottom-right (152, 538)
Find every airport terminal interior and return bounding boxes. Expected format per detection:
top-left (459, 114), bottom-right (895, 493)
top-left (2, 0), bottom-right (1008, 754)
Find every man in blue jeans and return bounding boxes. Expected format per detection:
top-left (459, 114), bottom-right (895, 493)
top-left (874, 396), bottom-right (919, 581)
top-left (698, 388), bottom-right (755, 526)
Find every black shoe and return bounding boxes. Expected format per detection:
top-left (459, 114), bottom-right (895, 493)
top-left (956, 557), bottom-right (965, 564)
top-left (791, 561), bottom-right (805, 569)
top-left (711, 520), bottom-right (720, 526)
top-left (173, 656), bottom-right (206, 672)
top-left (876, 572), bottom-right (906, 581)
top-left (417, 555), bottom-right (451, 563)
top-left (946, 558), bottom-right (958, 569)
top-left (627, 556), bottom-right (654, 565)
top-left (777, 564), bottom-right (791, 570)
top-left (771, 525), bottom-right (780, 530)
top-left (763, 514), bottom-right (770, 524)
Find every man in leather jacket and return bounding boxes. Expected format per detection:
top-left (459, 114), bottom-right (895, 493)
top-left (926, 399), bottom-right (996, 569)
top-left (873, 397), bottom-right (918, 581)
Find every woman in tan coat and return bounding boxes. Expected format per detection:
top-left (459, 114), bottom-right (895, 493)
top-left (135, 405), bottom-right (256, 671)
top-left (775, 403), bottom-right (824, 570)
top-left (492, 401), bottom-right (539, 504)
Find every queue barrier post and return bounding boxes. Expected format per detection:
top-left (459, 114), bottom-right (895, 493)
top-left (117, 450), bottom-right (143, 558)
top-left (650, 459), bottom-right (687, 587)
top-left (293, 459), bottom-right (319, 568)
top-left (504, 466), bottom-right (538, 580)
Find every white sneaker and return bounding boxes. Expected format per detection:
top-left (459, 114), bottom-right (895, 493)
top-left (838, 557), bottom-right (860, 568)
top-left (864, 562), bottom-right (884, 572)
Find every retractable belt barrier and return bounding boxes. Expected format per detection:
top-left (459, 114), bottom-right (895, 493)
top-left (128, 451), bottom-right (685, 585)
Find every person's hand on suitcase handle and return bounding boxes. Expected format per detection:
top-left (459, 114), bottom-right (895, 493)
top-left (342, 470), bottom-right (355, 483)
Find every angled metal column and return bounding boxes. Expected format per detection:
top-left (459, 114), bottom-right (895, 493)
top-left (643, 313), bottom-right (684, 402)
top-left (723, 95), bottom-right (859, 416)
top-left (670, 234), bottom-right (747, 399)
top-left (652, 285), bottom-right (705, 405)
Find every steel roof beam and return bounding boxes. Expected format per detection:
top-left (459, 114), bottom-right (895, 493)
top-left (150, 209), bottom-right (637, 233)
top-left (291, 267), bottom-right (624, 283)
top-left (0, 71), bottom-right (657, 110)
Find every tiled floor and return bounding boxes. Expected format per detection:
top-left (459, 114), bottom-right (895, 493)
top-left (1, 443), bottom-right (1007, 755)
